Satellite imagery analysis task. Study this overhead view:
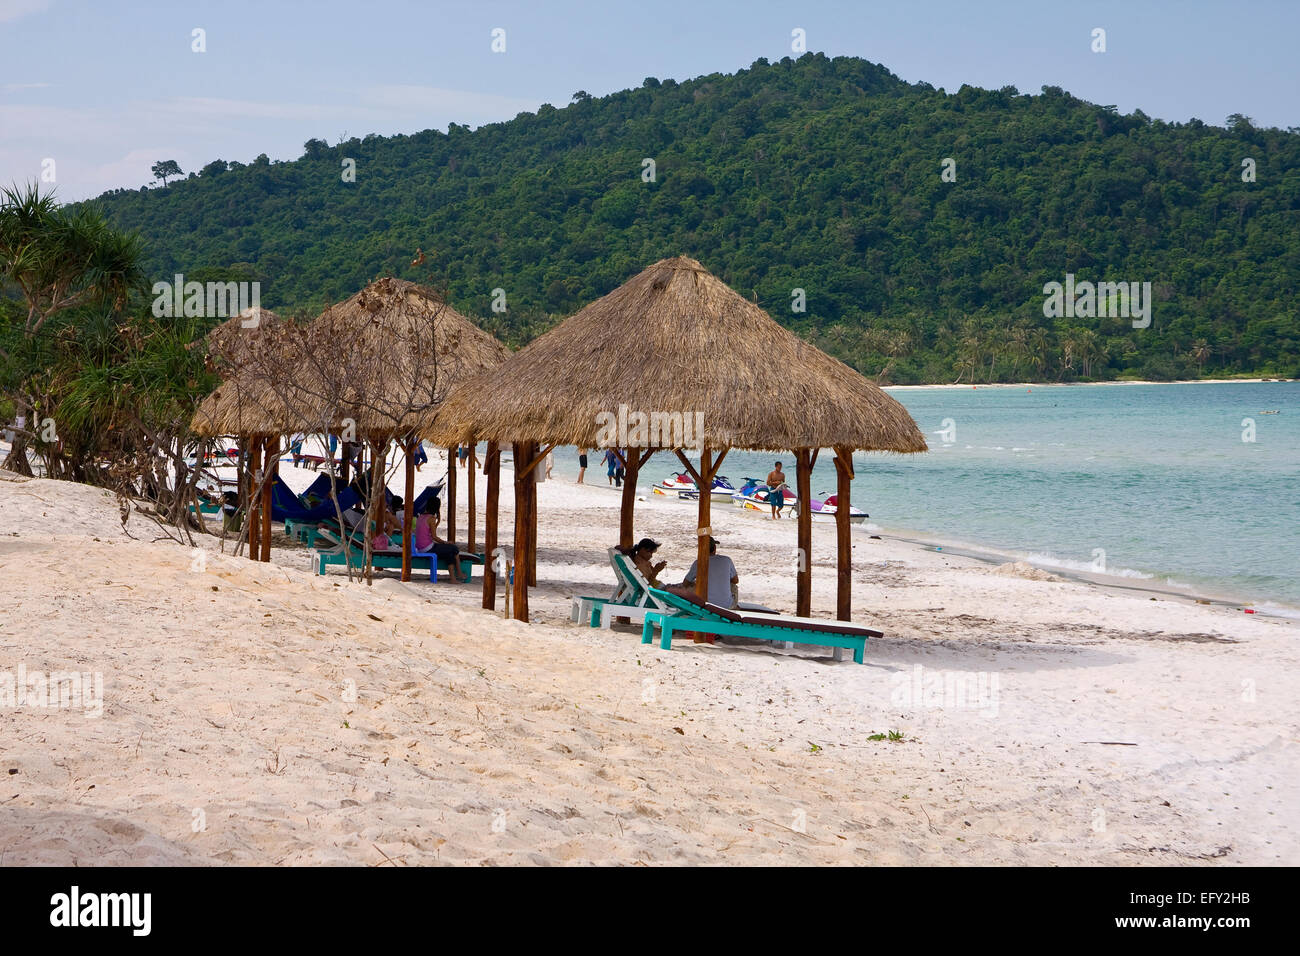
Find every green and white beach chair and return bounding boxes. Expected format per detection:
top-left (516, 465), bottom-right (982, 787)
top-left (570, 548), bottom-right (638, 626)
top-left (640, 587), bottom-right (882, 663)
top-left (593, 551), bottom-right (683, 629)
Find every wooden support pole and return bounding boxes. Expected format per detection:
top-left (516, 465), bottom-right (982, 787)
top-left (834, 447), bottom-right (854, 621)
top-left (694, 447), bottom-right (714, 606)
top-left (482, 441), bottom-right (500, 610)
top-left (618, 448), bottom-right (641, 551)
top-left (246, 435), bottom-right (260, 561)
top-left (467, 439), bottom-right (477, 553)
top-left (513, 443), bottom-right (556, 481)
top-left (402, 435), bottom-right (415, 582)
top-left (446, 445), bottom-right (458, 544)
top-left (511, 441), bottom-right (533, 621)
top-left (672, 449), bottom-right (703, 488)
top-left (260, 434), bottom-right (276, 562)
top-left (795, 447), bottom-right (814, 617)
top-left (527, 441), bottom-right (538, 586)
top-left (373, 440), bottom-right (387, 531)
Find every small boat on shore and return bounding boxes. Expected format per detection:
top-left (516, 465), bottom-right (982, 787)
top-left (801, 493), bottom-right (868, 524)
top-left (652, 472), bottom-right (736, 501)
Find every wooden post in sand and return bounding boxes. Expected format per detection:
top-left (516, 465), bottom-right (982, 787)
top-left (510, 441), bottom-right (534, 621)
top-left (833, 447), bottom-right (854, 621)
top-left (372, 439), bottom-right (388, 540)
top-left (260, 434), bottom-right (276, 562)
top-left (673, 445), bottom-right (725, 612)
top-left (795, 448), bottom-right (816, 617)
top-left (467, 439), bottom-right (477, 553)
top-left (618, 449), bottom-right (641, 551)
top-left (694, 448), bottom-right (713, 606)
top-left (482, 441), bottom-right (500, 610)
top-left (527, 444), bottom-right (538, 586)
top-left (446, 445), bottom-right (458, 544)
top-left (401, 435), bottom-right (415, 582)
top-left (246, 435), bottom-right (260, 561)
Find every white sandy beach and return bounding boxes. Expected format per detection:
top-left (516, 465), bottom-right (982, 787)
top-left (1, 455), bottom-right (1297, 865)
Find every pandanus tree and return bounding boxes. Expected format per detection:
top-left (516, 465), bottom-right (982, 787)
top-left (0, 182), bottom-right (145, 473)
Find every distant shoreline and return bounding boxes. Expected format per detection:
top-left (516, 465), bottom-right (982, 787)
top-left (883, 378), bottom-right (1293, 390)
top-left (862, 525), bottom-right (1300, 621)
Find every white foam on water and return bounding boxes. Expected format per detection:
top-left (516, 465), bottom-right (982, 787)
top-left (1254, 602), bottom-right (1300, 620)
top-left (1020, 551), bottom-right (1155, 580)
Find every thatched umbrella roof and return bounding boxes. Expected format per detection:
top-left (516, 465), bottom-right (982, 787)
top-left (191, 278), bottom-right (509, 437)
top-left (426, 256), bottom-right (927, 453)
top-left (187, 307), bottom-right (283, 364)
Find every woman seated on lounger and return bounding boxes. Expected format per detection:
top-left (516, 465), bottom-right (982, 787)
top-left (414, 500), bottom-right (469, 583)
top-left (618, 537), bottom-right (666, 588)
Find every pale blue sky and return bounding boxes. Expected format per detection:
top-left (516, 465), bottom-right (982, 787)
top-left (2, 0), bottom-right (1296, 201)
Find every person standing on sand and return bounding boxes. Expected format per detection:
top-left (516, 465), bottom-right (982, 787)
top-left (342, 440), bottom-right (364, 476)
top-left (766, 461), bottom-right (788, 519)
top-left (577, 447), bottom-right (588, 484)
top-left (603, 448), bottom-right (618, 486)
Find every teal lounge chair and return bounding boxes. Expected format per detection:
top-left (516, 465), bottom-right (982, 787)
top-left (640, 587), bottom-right (882, 663)
top-left (313, 528), bottom-right (482, 581)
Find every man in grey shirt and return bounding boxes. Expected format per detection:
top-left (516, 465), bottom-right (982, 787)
top-left (681, 537), bottom-right (740, 609)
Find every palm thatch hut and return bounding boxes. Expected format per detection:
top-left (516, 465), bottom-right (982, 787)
top-left (429, 255), bottom-right (927, 624)
top-left (191, 278), bottom-right (509, 573)
top-left (188, 307), bottom-right (283, 367)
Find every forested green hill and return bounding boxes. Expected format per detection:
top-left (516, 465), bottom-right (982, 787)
top-left (91, 53), bottom-right (1300, 382)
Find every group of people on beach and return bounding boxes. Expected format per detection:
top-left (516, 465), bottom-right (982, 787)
top-left (337, 473), bottom-right (470, 582)
top-left (574, 448), bottom-right (790, 520)
top-left (574, 447), bottom-right (625, 486)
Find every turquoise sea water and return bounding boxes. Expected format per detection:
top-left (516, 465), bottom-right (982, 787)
top-left (627, 382), bottom-right (1299, 612)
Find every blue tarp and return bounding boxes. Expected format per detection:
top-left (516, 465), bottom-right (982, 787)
top-left (270, 477), bottom-right (361, 523)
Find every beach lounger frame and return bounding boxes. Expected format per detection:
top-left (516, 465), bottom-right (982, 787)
top-left (570, 548), bottom-right (637, 626)
top-left (313, 529), bottom-right (482, 581)
top-left (640, 587), bottom-right (882, 663)
top-left (595, 553), bottom-right (683, 630)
